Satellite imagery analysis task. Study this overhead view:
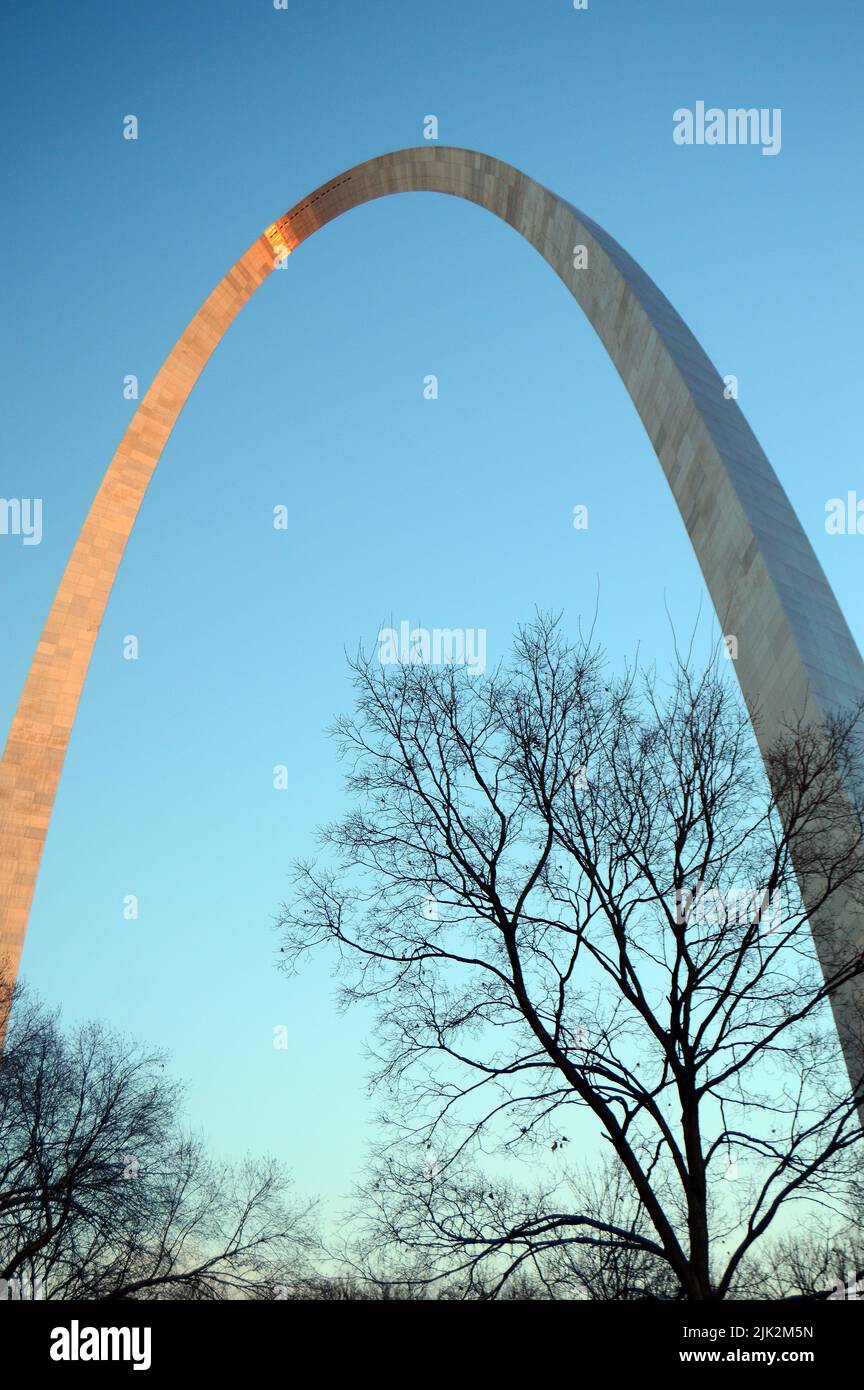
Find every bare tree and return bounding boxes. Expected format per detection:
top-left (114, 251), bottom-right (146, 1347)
top-left (277, 615), bottom-right (864, 1300)
top-left (748, 1183), bottom-right (864, 1301)
top-left (0, 986), bottom-right (314, 1300)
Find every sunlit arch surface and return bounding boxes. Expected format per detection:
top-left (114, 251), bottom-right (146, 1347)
top-left (1, 146), bottom-right (862, 1104)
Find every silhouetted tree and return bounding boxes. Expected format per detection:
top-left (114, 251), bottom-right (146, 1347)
top-left (749, 1183), bottom-right (864, 1301)
top-left (0, 986), bottom-right (314, 1300)
top-left (278, 616), bottom-right (864, 1300)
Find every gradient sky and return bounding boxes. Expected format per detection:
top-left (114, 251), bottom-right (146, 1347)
top-left (1, 0), bottom-right (862, 1217)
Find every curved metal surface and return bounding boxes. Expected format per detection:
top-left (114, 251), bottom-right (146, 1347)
top-left (1, 146), bottom-right (861, 1101)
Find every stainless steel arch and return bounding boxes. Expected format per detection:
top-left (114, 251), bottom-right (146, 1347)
top-left (1, 145), bottom-right (862, 1102)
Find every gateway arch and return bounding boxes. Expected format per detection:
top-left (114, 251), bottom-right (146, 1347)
top-left (1, 145), bottom-right (862, 1106)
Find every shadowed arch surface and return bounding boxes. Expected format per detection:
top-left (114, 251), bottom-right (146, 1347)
top-left (1, 146), bottom-right (862, 1103)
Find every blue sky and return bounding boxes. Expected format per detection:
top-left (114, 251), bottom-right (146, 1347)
top-left (1, 0), bottom-right (862, 1213)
